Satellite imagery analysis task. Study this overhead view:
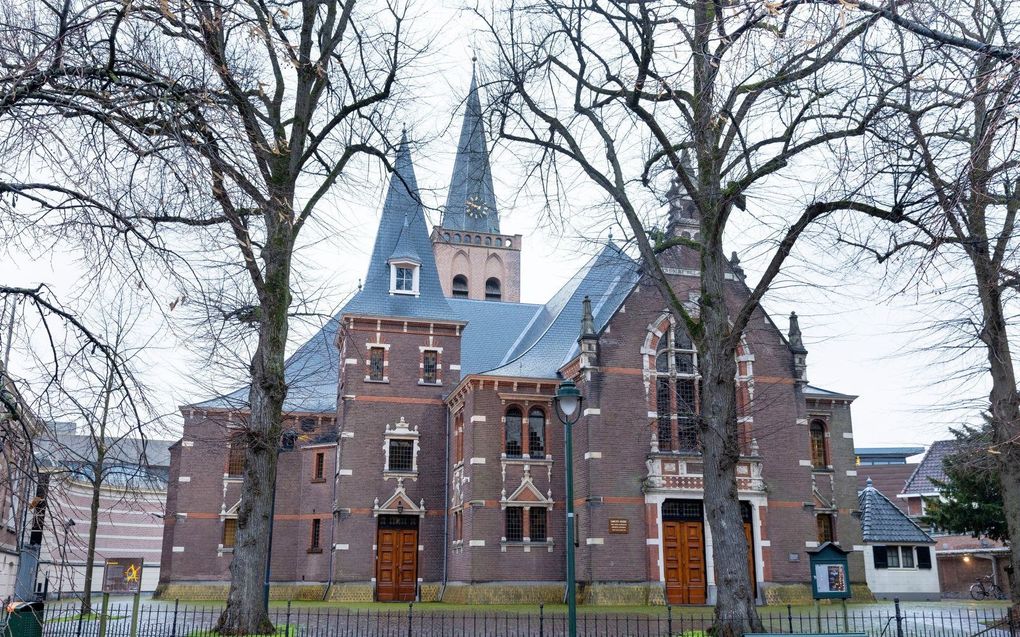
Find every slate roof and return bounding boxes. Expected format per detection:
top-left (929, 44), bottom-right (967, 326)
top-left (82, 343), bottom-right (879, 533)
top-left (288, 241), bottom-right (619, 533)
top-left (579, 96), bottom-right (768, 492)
top-left (903, 440), bottom-right (958, 495)
top-left (441, 68), bottom-right (499, 234)
top-left (195, 315), bottom-right (341, 413)
top-left (481, 242), bottom-right (642, 379)
top-left (858, 479), bottom-right (935, 544)
top-left (341, 134), bottom-right (454, 322)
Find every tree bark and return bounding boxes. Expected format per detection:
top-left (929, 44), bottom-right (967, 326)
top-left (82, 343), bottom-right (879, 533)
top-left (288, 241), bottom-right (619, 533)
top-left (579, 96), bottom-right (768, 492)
top-left (972, 261), bottom-right (1020, 600)
top-left (698, 226), bottom-right (762, 636)
top-left (216, 202), bottom-right (293, 635)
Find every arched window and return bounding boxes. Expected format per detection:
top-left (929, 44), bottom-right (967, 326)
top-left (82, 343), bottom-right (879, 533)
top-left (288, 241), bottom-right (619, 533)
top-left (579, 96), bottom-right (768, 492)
top-left (810, 420), bottom-right (828, 469)
top-left (528, 408), bottom-right (545, 458)
top-left (485, 277), bottom-right (502, 301)
top-left (452, 274), bottom-right (469, 298)
top-left (655, 323), bottom-right (700, 451)
top-left (505, 407), bottom-right (523, 457)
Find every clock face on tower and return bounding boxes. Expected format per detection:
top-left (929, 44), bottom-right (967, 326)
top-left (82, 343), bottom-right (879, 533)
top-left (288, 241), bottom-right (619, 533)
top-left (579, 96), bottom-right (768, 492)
top-left (465, 195), bottom-right (488, 220)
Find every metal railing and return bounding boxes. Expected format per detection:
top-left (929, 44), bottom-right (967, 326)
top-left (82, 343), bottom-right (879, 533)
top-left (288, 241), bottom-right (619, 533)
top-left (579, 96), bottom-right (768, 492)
top-left (11, 598), bottom-right (1018, 637)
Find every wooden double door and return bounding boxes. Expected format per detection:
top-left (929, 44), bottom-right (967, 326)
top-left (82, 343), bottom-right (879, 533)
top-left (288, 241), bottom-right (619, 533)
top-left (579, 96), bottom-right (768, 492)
top-left (376, 515), bottom-right (418, 602)
top-left (662, 500), bottom-right (756, 605)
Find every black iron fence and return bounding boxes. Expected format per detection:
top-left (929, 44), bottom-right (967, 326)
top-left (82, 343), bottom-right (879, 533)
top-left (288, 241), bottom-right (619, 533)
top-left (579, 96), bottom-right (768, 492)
top-left (11, 599), bottom-right (1019, 637)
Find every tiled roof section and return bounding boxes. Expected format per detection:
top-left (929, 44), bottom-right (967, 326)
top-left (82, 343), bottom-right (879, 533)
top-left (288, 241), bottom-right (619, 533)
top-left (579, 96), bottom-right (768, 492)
top-left (194, 315), bottom-right (341, 414)
top-left (903, 440), bottom-right (958, 495)
top-left (442, 68), bottom-right (499, 234)
top-left (858, 480), bottom-right (934, 544)
top-left (449, 298), bottom-right (544, 376)
top-left (341, 135), bottom-right (453, 321)
top-left (482, 242), bottom-right (641, 379)
top-left (856, 464), bottom-right (917, 512)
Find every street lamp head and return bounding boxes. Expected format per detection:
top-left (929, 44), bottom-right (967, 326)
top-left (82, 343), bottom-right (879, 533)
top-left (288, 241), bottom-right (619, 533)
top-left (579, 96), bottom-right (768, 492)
top-left (554, 379), bottom-right (583, 425)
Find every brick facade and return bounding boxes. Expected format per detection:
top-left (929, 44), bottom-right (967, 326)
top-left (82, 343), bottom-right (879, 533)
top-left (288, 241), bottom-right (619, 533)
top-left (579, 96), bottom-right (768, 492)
top-left (159, 76), bottom-right (866, 603)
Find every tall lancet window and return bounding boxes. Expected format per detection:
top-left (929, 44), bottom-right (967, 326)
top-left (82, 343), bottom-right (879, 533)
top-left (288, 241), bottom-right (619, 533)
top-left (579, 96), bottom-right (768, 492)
top-left (655, 323), bottom-right (701, 451)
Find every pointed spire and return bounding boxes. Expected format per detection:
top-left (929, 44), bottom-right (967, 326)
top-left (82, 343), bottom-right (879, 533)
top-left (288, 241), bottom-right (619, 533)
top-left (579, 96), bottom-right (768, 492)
top-left (729, 251), bottom-right (745, 280)
top-left (788, 311), bottom-right (807, 354)
top-left (666, 151), bottom-right (699, 236)
top-left (442, 66), bottom-right (499, 233)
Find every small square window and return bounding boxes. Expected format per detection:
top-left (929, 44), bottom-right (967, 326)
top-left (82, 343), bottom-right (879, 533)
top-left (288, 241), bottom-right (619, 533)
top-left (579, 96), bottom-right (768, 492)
top-left (388, 439), bottom-right (414, 472)
top-left (396, 267), bottom-right (414, 291)
top-left (369, 348), bottom-right (385, 381)
top-left (423, 350), bottom-right (438, 384)
top-left (505, 507), bottom-right (523, 542)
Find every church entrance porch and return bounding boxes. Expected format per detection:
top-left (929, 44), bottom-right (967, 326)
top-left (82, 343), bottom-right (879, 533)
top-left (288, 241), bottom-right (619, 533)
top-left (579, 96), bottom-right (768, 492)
top-left (375, 515), bottom-right (419, 602)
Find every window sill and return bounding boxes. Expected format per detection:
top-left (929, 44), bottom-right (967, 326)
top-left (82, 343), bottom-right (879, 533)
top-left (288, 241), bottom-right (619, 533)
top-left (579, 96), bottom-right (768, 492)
top-left (224, 475), bottom-right (244, 481)
top-left (364, 378), bottom-right (390, 384)
top-left (418, 380), bottom-right (443, 386)
top-left (811, 467), bottom-right (835, 473)
top-left (307, 548), bottom-right (323, 554)
top-left (311, 478), bottom-right (327, 484)
top-left (502, 455), bottom-right (553, 464)
top-left (389, 290), bottom-right (420, 297)
top-left (384, 470), bottom-right (418, 479)
top-left (220, 547), bottom-right (235, 554)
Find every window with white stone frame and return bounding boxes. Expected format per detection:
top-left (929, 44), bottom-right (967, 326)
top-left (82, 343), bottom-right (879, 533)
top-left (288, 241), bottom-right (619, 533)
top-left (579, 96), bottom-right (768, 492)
top-left (388, 260), bottom-right (420, 296)
top-left (500, 466), bottom-right (554, 548)
top-left (419, 347), bottom-right (442, 385)
top-left (382, 417), bottom-right (420, 478)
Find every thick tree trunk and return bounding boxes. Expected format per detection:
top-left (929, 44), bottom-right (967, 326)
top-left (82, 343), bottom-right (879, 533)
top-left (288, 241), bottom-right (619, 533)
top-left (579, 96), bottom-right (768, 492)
top-left (216, 212), bottom-right (293, 635)
top-left (699, 238), bottom-right (762, 637)
top-left (974, 262), bottom-right (1020, 601)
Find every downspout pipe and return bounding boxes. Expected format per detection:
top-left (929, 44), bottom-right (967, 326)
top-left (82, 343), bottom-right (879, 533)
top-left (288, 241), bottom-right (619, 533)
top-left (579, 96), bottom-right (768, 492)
top-left (440, 397), bottom-right (450, 600)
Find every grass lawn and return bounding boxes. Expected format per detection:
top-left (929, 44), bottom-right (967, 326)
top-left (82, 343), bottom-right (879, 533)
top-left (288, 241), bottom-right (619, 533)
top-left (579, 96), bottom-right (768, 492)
top-left (186, 627), bottom-right (297, 637)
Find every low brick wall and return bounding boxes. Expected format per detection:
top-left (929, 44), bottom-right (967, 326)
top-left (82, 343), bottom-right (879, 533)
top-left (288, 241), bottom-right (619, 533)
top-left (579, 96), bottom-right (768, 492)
top-left (761, 582), bottom-right (874, 605)
top-left (441, 582), bottom-right (565, 605)
top-left (155, 582), bottom-right (328, 601)
top-left (581, 582), bottom-right (666, 606)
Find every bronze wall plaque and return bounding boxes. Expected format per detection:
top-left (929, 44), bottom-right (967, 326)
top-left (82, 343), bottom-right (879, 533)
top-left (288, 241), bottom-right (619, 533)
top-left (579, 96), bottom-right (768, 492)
top-left (608, 518), bottom-right (629, 534)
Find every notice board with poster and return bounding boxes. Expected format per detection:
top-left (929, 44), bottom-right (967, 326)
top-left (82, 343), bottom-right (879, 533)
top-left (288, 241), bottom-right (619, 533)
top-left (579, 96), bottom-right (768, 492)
top-left (102, 557), bottom-right (144, 594)
top-left (807, 542), bottom-right (851, 600)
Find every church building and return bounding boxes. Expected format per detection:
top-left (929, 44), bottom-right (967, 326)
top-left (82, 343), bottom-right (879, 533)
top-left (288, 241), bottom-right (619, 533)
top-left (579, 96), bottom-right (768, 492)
top-left (158, 73), bottom-right (866, 605)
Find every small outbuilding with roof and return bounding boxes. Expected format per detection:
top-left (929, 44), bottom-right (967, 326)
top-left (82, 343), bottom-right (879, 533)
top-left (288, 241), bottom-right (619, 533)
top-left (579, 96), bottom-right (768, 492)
top-left (858, 478), bottom-right (939, 600)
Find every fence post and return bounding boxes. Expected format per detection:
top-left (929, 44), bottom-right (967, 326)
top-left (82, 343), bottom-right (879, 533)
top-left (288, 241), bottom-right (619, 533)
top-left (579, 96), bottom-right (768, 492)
top-left (894, 598), bottom-right (903, 637)
top-left (1008, 605), bottom-right (1018, 637)
top-left (170, 599), bottom-right (179, 637)
top-left (668, 604), bottom-right (673, 636)
top-left (129, 590), bottom-right (141, 637)
top-left (539, 603), bottom-right (544, 637)
top-left (97, 592), bottom-right (110, 637)
top-left (787, 604), bottom-right (793, 633)
top-left (285, 600), bottom-right (292, 634)
top-left (407, 602), bottom-right (413, 637)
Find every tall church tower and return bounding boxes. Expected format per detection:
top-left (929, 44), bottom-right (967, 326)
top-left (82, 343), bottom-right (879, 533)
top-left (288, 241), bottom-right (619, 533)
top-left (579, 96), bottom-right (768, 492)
top-left (431, 68), bottom-right (522, 302)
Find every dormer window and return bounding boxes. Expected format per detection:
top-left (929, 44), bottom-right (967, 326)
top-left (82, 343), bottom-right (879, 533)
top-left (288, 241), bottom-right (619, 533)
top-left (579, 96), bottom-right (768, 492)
top-left (388, 260), bottom-right (420, 296)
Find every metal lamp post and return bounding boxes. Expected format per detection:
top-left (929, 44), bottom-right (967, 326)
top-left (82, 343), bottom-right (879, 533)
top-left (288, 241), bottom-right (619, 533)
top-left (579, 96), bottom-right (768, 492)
top-left (554, 378), bottom-right (583, 637)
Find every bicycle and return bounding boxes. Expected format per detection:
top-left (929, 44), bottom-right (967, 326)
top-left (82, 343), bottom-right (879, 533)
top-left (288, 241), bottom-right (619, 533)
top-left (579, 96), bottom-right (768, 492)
top-left (970, 575), bottom-right (1006, 600)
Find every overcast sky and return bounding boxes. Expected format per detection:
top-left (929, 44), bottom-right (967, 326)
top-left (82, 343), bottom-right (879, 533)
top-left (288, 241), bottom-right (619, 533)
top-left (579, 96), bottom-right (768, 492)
top-left (1, 1), bottom-right (988, 452)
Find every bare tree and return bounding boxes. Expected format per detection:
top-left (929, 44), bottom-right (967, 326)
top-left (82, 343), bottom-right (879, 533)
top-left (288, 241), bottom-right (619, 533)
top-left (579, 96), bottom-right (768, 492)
top-left (0, 0), bottom-right (413, 629)
top-left (839, 0), bottom-right (1020, 600)
top-left (479, 2), bottom-right (908, 633)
